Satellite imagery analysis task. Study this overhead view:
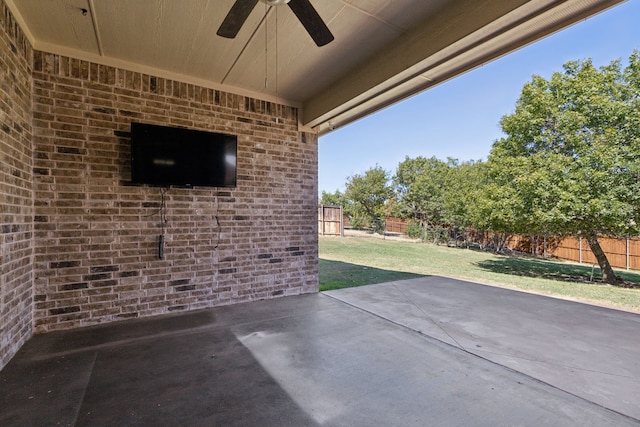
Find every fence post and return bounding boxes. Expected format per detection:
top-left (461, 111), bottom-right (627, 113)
top-left (627, 237), bottom-right (630, 270)
top-left (579, 237), bottom-right (583, 264)
top-left (340, 205), bottom-right (344, 237)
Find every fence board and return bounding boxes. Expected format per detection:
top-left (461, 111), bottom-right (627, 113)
top-left (552, 237), bottom-right (581, 262)
top-left (629, 239), bottom-right (640, 270)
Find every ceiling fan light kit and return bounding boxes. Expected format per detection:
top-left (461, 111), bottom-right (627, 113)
top-left (218, 0), bottom-right (334, 46)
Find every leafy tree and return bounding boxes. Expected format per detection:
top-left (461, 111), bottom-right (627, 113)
top-left (488, 52), bottom-right (640, 284)
top-left (393, 156), bottom-right (449, 225)
top-left (442, 159), bottom-right (487, 229)
top-left (319, 190), bottom-right (345, 206)
top-left (440, 159), bottom-right (492, 246)
top-left (392, 156), bottom-right (492, 244)
top-left (344, 165), bottom-right (393, 231)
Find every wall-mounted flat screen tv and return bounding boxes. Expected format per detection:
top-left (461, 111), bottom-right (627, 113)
top-left (131, 122), bottom-right (237, 188)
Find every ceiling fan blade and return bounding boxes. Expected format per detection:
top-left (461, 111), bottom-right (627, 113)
top-left (217, 0), bottom-right (259, 38)
top-left (288, 0), bottom-right (334, 47)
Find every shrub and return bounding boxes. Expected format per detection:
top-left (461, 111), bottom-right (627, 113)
top-left (349, 216), bottom-right (369, 230)
top-left (405, 221), bottom-right (424, 239)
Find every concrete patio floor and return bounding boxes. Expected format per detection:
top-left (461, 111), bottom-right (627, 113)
top-left (1, 276), bottom-right (639, 426)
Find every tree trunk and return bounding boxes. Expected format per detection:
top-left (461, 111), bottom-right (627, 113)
top-left (585, 233), bottom-right (620, 285)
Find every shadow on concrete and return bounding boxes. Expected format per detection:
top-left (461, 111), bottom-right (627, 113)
top-left (0, 309), bottom-right (316, 426)
top-left (319, 259), bottom-right (424, 291)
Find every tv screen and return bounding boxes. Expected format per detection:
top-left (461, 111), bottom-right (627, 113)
top-left (130, 122), bottom-right (237, 188)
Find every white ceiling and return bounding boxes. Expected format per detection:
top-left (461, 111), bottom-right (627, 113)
top-left (6, 0), bottom-right (625, 134)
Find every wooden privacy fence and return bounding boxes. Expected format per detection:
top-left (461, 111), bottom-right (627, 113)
top-left (461, 232), bottom-right (640, 271)
top-left (539, 236), bottom-right (640, 271)
top-left (376, 216), bottom-right (640, 271)
top-left (318, 205), bottom-right (343, 236)
top-left (385, 217), bottom-right (409, 234)
top-left (454, 231), bottom-right (640, 271)
top-left (317, 210), bottom-right (640, 271)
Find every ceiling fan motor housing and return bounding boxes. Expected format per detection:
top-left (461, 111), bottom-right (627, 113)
top-left (261, 0), bottom-right (291, 5)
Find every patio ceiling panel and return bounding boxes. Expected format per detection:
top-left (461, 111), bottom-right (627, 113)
top-left (5, 0), bottom-right (626, 133)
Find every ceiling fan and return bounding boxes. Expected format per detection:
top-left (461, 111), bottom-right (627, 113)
top-left (217, 0), bottom-right (334, 47)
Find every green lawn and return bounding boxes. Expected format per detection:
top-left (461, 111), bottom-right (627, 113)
top-left (319, 236), bottom-right (640, 312)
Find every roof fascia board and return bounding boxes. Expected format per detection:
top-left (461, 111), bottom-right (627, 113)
top-left (306, 0), bottom-right (625, 135)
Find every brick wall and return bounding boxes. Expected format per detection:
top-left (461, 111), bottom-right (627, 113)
top-left (30, 52), bottom-right (319, 332)
top-left (0, 2), bottom-right (34, 369)
top-left (1, 1), bottom-right (319, 367)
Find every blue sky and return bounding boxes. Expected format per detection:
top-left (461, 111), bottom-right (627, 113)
top-left (318, 0), bottom-right (640, 195)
